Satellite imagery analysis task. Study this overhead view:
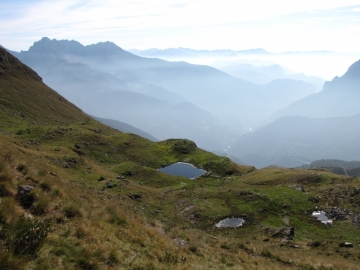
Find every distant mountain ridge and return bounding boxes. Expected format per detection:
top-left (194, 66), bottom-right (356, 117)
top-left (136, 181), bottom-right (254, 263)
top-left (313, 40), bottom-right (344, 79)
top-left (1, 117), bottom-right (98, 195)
top-left (300, 159), bottom-right (360, 170)
top-left (226, 58), bottom-right (360, 168)
top-left (228, 112), bottom-right (360, 168)
top-left (91, 116), bottom-right (158, 141)
top-left (10, 37), bottom-right (318, 151)
top-left (218, 63), bottom-right (324, 91)
top-left (129, 47), bottom-right (269, 58)
top-left (266, 59), bottom-right (360, 123)
top-left (129, 47), bottom-right (337, 59)
top-left (12, 38), bottom-right (245, 150)
top-left (299, 159), bottom-right (360, 177)
top-left (28, 37), bottom-right (137, 60)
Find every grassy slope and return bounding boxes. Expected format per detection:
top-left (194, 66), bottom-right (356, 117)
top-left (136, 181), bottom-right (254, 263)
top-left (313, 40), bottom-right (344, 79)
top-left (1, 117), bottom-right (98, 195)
top-left (1, 48), bottom-right (360, 269)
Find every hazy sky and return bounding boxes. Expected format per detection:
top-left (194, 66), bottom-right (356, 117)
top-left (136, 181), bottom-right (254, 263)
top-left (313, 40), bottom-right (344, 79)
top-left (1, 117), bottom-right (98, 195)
top-left (1, 0), bottom-right (360, 53)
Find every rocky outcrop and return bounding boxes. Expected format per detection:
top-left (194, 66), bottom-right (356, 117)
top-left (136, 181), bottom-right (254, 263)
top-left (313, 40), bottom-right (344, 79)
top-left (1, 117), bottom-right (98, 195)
top-left (325, 207), bottom-right (351, 220)
top-left (265, 226), bottom-right (294, 240)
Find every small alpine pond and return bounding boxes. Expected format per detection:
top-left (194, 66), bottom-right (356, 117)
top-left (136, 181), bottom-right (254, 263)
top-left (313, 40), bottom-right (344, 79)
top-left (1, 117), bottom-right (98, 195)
top-left (158, 162), bottom-right (206, 179)
top-left (215, 218), bottom-right (245, 228)
top-left (312, 211), bottom-right (333, 225)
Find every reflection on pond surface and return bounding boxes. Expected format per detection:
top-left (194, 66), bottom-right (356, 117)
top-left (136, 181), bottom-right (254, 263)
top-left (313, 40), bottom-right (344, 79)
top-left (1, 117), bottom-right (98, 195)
top-left (158, 162), bottom-right (206, 179)
top-left (215, 218), bottom-right (245, 228)
top-left (312, 211), bottom-right (333, 225)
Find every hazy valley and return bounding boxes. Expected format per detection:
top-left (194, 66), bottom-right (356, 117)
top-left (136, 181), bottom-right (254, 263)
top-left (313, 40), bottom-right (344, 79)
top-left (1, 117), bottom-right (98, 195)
top-left (6, 37), bottom-right (330, 153)
top-left (5, 37), bottom-right (360, 169)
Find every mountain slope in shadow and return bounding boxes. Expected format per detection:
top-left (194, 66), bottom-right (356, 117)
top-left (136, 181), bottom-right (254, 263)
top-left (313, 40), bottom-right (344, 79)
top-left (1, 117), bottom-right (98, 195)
top-left (228, 113), bottom-right (360, 168)
top-left (266, 59), bottom-right (360, 124)
top-left (15, 37), bottom-right (316, 131)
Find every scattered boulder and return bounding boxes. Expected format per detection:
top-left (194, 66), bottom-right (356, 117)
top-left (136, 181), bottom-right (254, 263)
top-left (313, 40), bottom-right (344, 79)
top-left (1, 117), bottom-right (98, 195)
top-left (173, 238), bottom-right (187, 246)
top-left (16, 130), bottom-right (25, 135)
top-left (325, 207), bottom-right (352, 220)
top-left (106, 181), bottom-right (116, 188)
top-left (292, 184), bottom-right (305, 192)
top-left (280, 238), bottom-right (290, 245)
top-left (98, 176), bottom-right (106, 181)
top-left (73, 148), bottom-right (85, 156)
top-left (129, 194), bottom-right (142, 200)
top-left (62, 162), bottom-right (70, 168)
top-left (18, 185), bottom-right (34, 194)
top-left (66, 157), bottom-right (79, 164)
top-left (308, 195), bottom-right (321, 203)
top-left (352, 216), bottom-right (360, 225)
top-left (308, 241), bottom-right (322, 248)
top-left (17, 185), bottom-right (36, 208)
top-left (339, 242), bottom-right (353, 248)
top-left (123, 171), bottom-right (133, 176)
top-left (118, 178), bottom-right (130, 185)
top-left (266, 227), bottom-right (295, 240)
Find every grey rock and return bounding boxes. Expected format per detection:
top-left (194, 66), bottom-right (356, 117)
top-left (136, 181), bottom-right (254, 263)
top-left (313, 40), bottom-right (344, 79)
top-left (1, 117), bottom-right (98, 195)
top-left (266, 226), bottom-right (295, 240)
top-left (308, 241), bottom-right (322, 247)
top-left (339, 242), bottom-right (353, 248)
top-left (129, 194), bottom-right (142, 200)
top-left (17, 185), bottom-right (34, 194)
top-left (352, 216), bottom-right (360, 224)
top-left (106, 181), bottom-right (115, 188)
top-left (98, 176), bottom-right (106, 181)
top-left (326, 207), bottom-right (352, 220)
top-left (62, 162), bottom-right (70, 168)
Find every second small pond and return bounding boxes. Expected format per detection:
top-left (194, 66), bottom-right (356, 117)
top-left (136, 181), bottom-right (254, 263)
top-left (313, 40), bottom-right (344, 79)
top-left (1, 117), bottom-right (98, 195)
top-left (312, 211), bottom-right (333, 225)
top-left (215, 218), bottom-right (245, 228)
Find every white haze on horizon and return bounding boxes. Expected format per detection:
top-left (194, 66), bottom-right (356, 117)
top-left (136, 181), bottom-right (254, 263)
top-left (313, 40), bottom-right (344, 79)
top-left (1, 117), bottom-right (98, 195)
top-left (131, 52), bottom-right (360, 81)
top-left (2, 0), bottom-right (360, 80)
top-left (2, 0), bottom-right (360, 53)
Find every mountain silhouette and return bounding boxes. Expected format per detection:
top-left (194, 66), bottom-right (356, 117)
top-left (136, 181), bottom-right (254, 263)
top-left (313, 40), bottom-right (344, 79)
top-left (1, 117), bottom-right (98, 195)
top-left (10, 37), bottom-right (318, 150)
top-left (266, 59), bottom-right (360, 124)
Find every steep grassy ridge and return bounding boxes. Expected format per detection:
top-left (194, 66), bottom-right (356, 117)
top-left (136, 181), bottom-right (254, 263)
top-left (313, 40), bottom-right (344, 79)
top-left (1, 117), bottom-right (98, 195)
top-left (0, 48), bottom-right (85, 126)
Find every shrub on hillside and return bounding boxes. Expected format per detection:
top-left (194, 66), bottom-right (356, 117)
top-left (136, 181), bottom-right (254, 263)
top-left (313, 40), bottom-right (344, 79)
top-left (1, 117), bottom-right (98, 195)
top-left (1, 218), bottom-right (50, 255)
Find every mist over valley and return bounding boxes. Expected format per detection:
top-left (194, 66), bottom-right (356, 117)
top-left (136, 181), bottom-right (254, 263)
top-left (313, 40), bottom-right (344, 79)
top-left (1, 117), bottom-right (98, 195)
top-left (4, 36), bottom-right (359, 168)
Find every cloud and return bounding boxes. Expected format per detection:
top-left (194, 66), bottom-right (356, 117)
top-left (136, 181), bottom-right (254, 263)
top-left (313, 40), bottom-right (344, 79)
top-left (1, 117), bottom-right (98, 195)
top-left (1, 0), bottom-right (360, 53)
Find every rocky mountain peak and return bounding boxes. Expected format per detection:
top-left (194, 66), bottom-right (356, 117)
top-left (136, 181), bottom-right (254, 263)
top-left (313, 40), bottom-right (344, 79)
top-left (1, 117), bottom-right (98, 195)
top-left (26, 37), bottom-right (136, 60)
top-left (342, 59), bottom-right (360, 80)
top-left (28, 37), bottom-right (84, 54)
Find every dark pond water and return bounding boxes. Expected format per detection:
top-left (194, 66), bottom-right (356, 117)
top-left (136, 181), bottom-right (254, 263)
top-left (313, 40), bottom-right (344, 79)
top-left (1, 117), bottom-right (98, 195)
top-left (312, 211), bottom-right (333, 225)
top-left (158, 162), bottom-right (206, 179)
top-left (215, 218), bottom-right (245, 228)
